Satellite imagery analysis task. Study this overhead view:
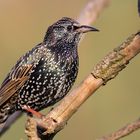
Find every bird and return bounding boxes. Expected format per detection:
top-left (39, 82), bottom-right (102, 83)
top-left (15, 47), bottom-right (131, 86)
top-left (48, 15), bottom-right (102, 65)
top-left (0, 17), bottom-right (99, 133)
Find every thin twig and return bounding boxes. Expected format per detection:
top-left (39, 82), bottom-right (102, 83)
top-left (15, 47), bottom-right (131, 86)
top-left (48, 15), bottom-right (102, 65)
top-left (97, 118), bottom-right (140, 140)
top-left (77, 0), bottom-right (110, 24)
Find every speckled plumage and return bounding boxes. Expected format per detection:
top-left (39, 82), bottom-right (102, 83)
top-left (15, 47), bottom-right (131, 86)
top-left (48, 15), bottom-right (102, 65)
top-left (0, 17), bottom-right (98, 131)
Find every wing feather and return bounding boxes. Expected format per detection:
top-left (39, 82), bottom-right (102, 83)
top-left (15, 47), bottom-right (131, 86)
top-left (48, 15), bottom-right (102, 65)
top-left (0, 64), bottom-right (33, 106)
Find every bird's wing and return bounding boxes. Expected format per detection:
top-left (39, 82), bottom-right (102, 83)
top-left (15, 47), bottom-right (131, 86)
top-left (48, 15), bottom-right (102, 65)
top-left (0, 64), bottom-right (34, 106)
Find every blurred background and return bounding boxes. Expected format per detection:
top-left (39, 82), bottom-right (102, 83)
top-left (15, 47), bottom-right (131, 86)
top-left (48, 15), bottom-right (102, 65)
top-left (0, 0), bottom-right (139, 140)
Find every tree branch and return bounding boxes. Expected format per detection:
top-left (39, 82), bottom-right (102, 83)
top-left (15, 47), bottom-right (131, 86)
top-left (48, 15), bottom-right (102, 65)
top-left (97, 118), bottom-right (140, 140)
top-left (25, 32), bottom-right (140, 140)
top-left (25, 117), bottom-right (39, 140)
top-left (77, 0), bottom-right (110, 24)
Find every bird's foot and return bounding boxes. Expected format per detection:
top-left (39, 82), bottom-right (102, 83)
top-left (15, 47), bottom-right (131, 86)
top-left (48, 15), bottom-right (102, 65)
top-left (22, 105), bottom-right (44, 119)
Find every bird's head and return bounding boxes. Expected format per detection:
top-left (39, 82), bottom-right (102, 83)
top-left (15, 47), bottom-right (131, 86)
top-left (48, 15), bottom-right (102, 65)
top-left (43, 17), bottom-right (99, 47)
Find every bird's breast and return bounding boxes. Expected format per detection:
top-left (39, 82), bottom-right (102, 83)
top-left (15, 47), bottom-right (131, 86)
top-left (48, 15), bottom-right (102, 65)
top-left (17, 52), bottom-right (79, 111)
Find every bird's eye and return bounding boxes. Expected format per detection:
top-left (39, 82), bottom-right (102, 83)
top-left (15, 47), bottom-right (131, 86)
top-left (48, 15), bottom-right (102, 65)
top-left (67, 25), bottom-right (73, 31)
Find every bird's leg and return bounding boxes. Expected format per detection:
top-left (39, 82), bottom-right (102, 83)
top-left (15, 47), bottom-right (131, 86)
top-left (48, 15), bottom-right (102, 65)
top-left (22, 105), bottom-right (44, 119)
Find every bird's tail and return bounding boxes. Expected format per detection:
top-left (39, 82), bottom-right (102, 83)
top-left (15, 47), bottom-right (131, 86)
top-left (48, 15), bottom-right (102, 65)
top-left (0, 111), bottom-right (22, 135)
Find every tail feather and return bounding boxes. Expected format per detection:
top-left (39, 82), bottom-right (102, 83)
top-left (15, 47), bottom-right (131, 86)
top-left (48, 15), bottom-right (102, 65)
top-left (0, 111), bottom-right (22, 135)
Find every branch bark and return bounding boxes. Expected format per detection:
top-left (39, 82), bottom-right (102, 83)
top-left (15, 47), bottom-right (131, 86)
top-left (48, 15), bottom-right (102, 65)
top-left (25, 0), bottom-right (140, 140)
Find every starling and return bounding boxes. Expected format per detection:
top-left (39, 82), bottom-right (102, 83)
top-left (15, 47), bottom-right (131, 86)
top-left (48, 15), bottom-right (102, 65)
top-left (0, 17), bottom-right (99, 132)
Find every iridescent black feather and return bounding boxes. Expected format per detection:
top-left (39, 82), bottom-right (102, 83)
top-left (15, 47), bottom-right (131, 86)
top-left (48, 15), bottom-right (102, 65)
top-left (0, 17), bottom-right (98, 133)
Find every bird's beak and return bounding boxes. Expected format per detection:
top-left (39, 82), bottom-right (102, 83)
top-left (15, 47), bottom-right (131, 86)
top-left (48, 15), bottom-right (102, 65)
top-left (76, 25), bottom-right (99, 33)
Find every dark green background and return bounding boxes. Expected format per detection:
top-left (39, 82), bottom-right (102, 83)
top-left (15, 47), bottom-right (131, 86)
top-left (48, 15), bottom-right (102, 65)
top-left (0, 0), bottom-right (139, 140)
